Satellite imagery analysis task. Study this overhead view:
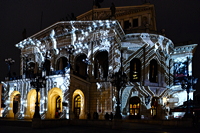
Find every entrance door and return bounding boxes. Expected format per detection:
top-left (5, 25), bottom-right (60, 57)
top-left (13, 94), bottom-right (20, 115)
top-left (151, 97), bottom-right (159, 118)
top-left (55, 96), bottom-right (61, 118)
top-left (74, 95), bottom-right (81, 119)
top-left (129, 96), bottom-right (140, 119)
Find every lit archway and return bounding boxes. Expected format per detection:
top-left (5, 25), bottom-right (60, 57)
top-left (7, 91), bottom-right (20, 118)
top-left (72, 89), bottom-right (85, 119)
top-left (47, 87), bottom-right (63, 119)
top-left (25, 89), bottom-right (40, 119)
top-left (129, 96), bottom-right (140, 119)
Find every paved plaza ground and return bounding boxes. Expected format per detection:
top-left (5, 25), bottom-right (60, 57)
top-left (0, 122), bottom-right (200, 133)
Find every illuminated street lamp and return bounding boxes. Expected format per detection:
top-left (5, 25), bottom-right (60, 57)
top-left (5, 58), bottom-right (15, 80)
top-left (181, 76), bottom-right (198, 118)
top-left (30, 74), bottom-right (46, 119)
top-left (111, 50), bottom-right (127, 119)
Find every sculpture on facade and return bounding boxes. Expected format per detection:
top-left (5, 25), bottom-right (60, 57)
top-left (110, 3), bottom-right (116, 18)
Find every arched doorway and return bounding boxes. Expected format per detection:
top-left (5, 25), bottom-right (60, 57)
top-left (72, 89), bottom-right (85, 119)
top-left (47, 87), bottom-right (63, 119)
top-left (7, 91), bottom-right (20, 118)
top-left (129, 96), bottom-right (140, 119)
top-left (13, 94), bottom-right (20, 115)
top-left (25, 89), bottom-right (40, 119)
top-left (151, 97), bottom-right (159, 118)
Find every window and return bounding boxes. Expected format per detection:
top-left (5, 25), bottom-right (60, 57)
top-left (27, 62), bottom-right (36, 78)
top-left (74, 54), bottom-right (88, 79)
top-left (74, 95), bottom-right (81, 119)
top-left (94, 51), bottom-right (108, 79)
top-left (130, 58), bottom-right (141, 82)
top-left (124, 20), bottom-right (130, 29)
top-left (129, 97), bottom-right (140, 116)
top-left (56, 57), bottom-right (68, 70)
top-left (149, 59), bottom-right (158, 82)
top-left (56, 96), bottom-right (61, 110)
top-left (133, 18), bottom-right (138, 27)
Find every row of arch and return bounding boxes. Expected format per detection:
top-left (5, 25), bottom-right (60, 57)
top-left (8, 89), bottom-right (160, 119)
top-left (25, 50), bottom-right (158, 82)
top-left (129, 96), bottom-right (159, 118)
top-left (7, 88), bottom-right (86, 119)
top-left (24, 51), bottom-right (108, 80)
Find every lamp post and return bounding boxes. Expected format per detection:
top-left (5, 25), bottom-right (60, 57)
top-left (5, 58), bottom-right (15, 80)
top-left (181, 76), bottom-right (198, 118)
top-left (30, 74), bottom-right (46, 119)
top-left (111, 50), bottom-right (127, 119)
top-left (66, 45), bottom-right (75, 70)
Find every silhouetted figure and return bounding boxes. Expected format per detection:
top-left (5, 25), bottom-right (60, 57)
top-left (93, 112), bottom-right (99, 119)
top-left (22, 28), bottom-right (26, 39)
top-left (110, 2), bottom-right (116, 17)
top-left (94, 0), bottom-right (104, 8)
top-left (104, 112), bottom-right (110, 120)
top-left (68, 13), bottom-right (76, 20)
top-left (110, 112), bottom-right (113, 121)
top-left (12, 72), bottom-right (17, 80)
top-left (160, 29), bottom-right (166, 36)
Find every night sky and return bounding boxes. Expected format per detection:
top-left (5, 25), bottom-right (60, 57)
top-left (0, 0), bottom-right (200, 88)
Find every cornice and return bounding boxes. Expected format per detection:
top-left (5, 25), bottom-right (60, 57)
top-left (15, 20), bottom-right (125, 50)
top-left (171, 44), bottom-right (198, 55)
top-left (77, 4), bottom-right (155, 20)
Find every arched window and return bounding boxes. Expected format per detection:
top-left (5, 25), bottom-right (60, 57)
top-left (94, 51), bottom-right (108, 79)
top-left (149, 59), bottom-right (158, 82)
top-left (74, 54), bottom-right (87, 79)
top-left (74, 95), bottom-right (81, 119)
top-left (129, 96), bottom-right (140, 119)
top-left (130, 58), bottom-right (141, 82)
top-left (27, 62), bottom-right (35, 78)
top-left (56, 57), bottom-right (68, 70)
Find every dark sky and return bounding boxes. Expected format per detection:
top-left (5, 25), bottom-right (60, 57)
top-left (0, 0), bottom-right (200, 85)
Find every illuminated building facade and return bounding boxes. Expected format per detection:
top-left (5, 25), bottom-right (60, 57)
top-left (1, 4), bottom-right (198, 120)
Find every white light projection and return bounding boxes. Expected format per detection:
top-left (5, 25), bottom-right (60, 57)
top-left (3, 19), bottom-right (198, 120)
top-left (50, 29), bottom-right (59, 55)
